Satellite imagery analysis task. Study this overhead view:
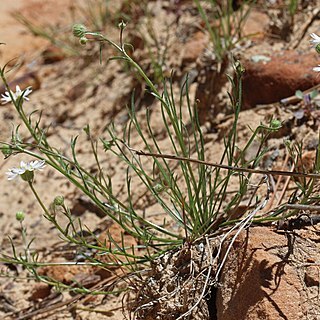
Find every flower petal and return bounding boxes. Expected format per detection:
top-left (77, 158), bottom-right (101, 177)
top-left (310, 33), bottom-right (320, 46)
top-left (0, 86), bottom-right (32, 104)
top-left (313, 65), bottom-right (320, 72)
top-left (6, 170), bottom-right (18, 180)
top-left (31, 160), bottom-right (46, 170)
top-left (7, 159), bottom-right (46, 182)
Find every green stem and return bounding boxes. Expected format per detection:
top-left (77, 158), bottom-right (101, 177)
top-left (28, 181), bottom-right (50, 216)
top-left (20, 221), bottom-right (30, 261)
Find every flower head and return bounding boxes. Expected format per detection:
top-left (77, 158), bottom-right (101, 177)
top-left (53, 195), bottom-right (64, 206)
top-left (1, 85), bottom-right (32, 105)
top-left (313, 65), bottom-right (320, 72)
top-left (16, 211), bottom-right (25, 222)
top-left (72, 24), bottom-right (87, 38)
top-left (310, 33), bottom-right (320, 47)
top-left (6, 160), bottom-right (46, 181)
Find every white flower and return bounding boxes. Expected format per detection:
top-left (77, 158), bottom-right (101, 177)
top-left (1, 85), bottom-right (32, 105)
top-left (313, 65), bottom-right (320, 72)
top-left (310, 33), bottom-right (320, 47)
top-left (6, 160), bottom-right (46, 181)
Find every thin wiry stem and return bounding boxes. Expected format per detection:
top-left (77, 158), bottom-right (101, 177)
top-left (131, 149), bottom-right (320, 179)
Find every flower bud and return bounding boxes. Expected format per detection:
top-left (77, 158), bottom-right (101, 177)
top-left (154, 183), bottom-right (165, 193)
top-left (270, 119), bottom-right (281, 129)
top-left (1, 145), bottom-right (12, 157)
top-left (79, 36), bottom-right (88, 46)
top-left (72, 24), bottom-right (87, 38)
top-left (16, 211), bottom-right (25, 222)
top-left (54, 196), bottom-right (64, 206)
top-left (235, 60), bottom-right (245, 75)
top-left (118, 20), bottom-right (127, 30)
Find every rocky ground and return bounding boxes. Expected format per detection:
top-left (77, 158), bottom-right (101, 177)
top-left (1, 0), bottom-right (320, 319)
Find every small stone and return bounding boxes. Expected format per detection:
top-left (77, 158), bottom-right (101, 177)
top-left (38, 264), bottom-right (90, 284)
top-left (28, 283), bottom-right (51, 301)
top-left (42, 45), bottom-right (65, 64)
top-left (305, 266), bottom-right (320, 287)
top-left (297, 150), bottom-right (316, 173)
top-left (66, 81), bottom-right (86, 101)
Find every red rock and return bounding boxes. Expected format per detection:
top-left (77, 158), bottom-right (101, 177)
top-left (181, 31), bottom-right (207, 65)
top-left (242, 51), bottom-right (320, 108)
top-left (215, 227), bottom-right (303, 320)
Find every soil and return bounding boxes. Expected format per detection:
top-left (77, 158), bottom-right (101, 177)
top-left (1, 0), bottom-right (320, 319)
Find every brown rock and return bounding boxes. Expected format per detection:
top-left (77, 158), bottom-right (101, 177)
top-left (72, 273), bottom-right (101, 288)
top-left (38, 264), bottom-right (91, 284)
top-left (28, 283), bottom-right (51, 301)
top-left (216, 227), bottom-right (303, 320)
top-left (295, 150), bottom-right (317, 186)
top-left (0, 72), bottom-right (40, 96)
top-left (298, 150), bottom-right (316, 173)
top-left (66, 81), bottom-right (87, 101)
top-left (42, 45), bottom-right (65, 64)
top-left (304, 265), bottom-right (320, 287)
top-left (242, 10), bottom-right (269, 39)
top-left (70, 196), bottom-right (105, 217)
top-left (181, 31), bottom-right (207, 65)
top-left (242, 51), bottom-right (320, 108)
top-left (98, 223), bottom-right (137, 248)
top-left (129, 32), bottom-right (144, 52)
